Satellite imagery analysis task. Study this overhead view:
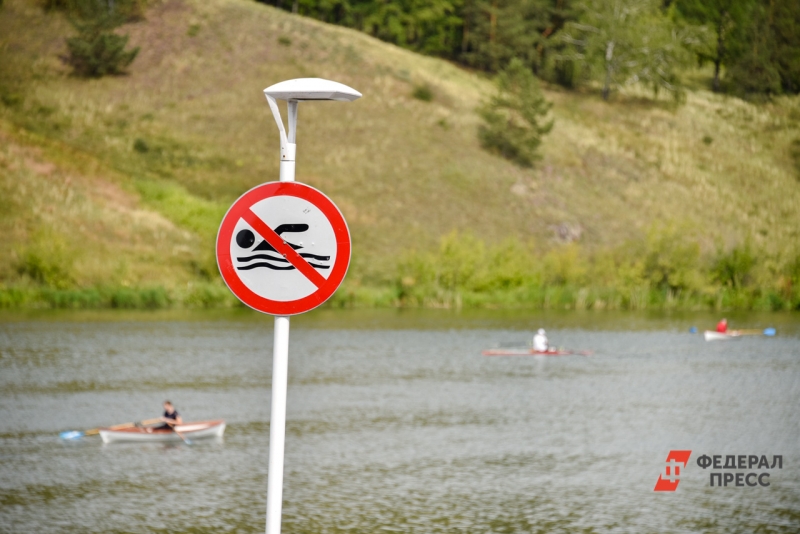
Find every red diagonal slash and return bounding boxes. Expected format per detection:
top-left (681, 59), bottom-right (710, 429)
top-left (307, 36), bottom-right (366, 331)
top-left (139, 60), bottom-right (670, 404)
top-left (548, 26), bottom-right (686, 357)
top-left (240, 209), bottom-right (328, 289)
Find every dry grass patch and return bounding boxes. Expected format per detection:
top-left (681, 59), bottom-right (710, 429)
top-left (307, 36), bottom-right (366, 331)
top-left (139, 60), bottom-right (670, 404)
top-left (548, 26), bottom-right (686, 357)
top-left (0, 121), bottom-right (200, 288)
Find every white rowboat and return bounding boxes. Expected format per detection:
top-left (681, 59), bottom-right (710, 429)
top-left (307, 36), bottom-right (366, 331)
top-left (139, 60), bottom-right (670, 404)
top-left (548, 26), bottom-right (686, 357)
top-left (99, 420), bottom-right (225, 443)
top-left (703, 331), bottom-right (742, 342)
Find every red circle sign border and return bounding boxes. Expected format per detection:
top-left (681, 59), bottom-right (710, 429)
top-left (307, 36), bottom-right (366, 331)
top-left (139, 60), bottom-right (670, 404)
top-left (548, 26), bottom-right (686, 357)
top-left (216, 181), bottom-right (351, 316)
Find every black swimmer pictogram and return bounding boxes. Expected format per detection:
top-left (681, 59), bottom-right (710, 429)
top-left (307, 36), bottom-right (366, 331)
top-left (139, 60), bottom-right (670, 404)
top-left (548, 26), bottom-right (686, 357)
top-left (235, 223), bottom-right (330, 271)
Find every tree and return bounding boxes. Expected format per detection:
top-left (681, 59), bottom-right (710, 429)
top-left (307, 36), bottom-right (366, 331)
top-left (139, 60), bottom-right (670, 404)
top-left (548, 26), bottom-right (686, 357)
top-left (558, 0), bottom-right (693, 100)
top-left (66, 26), bottom-right (139, 77)
top-left (274, 0), bottom-right (466, 56)
top-left (460, 0), bottom-right (577, 74)
top-left (54, 0), bottom-right (141, 77)
top-left (675, 0), bottom-right (799, 97)
top-left (674, 0), bottom-right (753, 92)
top-left (257, 1), bottom-right (582, 72)
top-left (724, 1), bottom-right (781, 96)
top-left (360, 0), bottom-right (464, 55)
top-left (462, 0), bottom-right (550, 72)
top-left (770, 0), bottom-right (800, 94)
top-left (478, 58), bottom-right (553, 166)
top-left (725, 0), bottom-right (800, 96)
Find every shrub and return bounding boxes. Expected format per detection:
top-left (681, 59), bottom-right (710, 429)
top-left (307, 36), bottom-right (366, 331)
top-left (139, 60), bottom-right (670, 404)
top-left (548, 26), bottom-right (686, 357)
top-left (66, 26), bottom-right (139, 77)
top-left (712, 242), bottom-right (756, 290)
top-left (138, 286), bottom-right (170, 308)
top-left (791, 138), bottom-right (800, 179)
top-left (64, 0), bottom-right (140, 77)
top-left (108, 286), bottom-right (170, 308)
top-left (478, 58), bottom-right (553, 167)
top-left (133, 137), bottom-right (149, 152)
top-left (183, 282), bottom-right (232, 308)
top-left (0, 287), bottom-right (32, 308)
top-left (42, 288), bottom-right (102, 308)
top-left (781, 251), bottom-right (800, 309)
top-left (412, 84), bottom-right (433, 102)
top-left (543, 244), bottom-right (588, 287)
top-left (642, 225), bottom-right (703, 293)
top-left (108, 287), bottom-right (138, 308)
top-left (16, 250), bottom-right (74, 289)
top-left (15, 231), bottom-right (75, 289)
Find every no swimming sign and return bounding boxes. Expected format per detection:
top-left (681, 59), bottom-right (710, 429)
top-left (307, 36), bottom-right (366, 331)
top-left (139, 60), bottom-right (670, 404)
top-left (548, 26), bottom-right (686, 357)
top-left (216, 181), bottom-right (351, 315)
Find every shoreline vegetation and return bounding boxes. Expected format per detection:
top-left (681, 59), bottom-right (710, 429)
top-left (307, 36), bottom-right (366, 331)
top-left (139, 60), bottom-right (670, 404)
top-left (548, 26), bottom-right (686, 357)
top-left (1, 281), bottom-right (796, 312)
top-left (3, 229), bottom-right (799, 311)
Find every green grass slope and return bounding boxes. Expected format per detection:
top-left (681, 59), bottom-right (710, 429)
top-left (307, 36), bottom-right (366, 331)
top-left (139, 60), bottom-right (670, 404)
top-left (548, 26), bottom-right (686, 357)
top-left (1, 0), bottom-right (799, 307)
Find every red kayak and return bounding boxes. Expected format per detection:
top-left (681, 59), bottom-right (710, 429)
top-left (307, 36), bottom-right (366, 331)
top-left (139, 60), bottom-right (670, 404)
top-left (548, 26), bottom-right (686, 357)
top-left (482, 348), bottom-right (590, 357)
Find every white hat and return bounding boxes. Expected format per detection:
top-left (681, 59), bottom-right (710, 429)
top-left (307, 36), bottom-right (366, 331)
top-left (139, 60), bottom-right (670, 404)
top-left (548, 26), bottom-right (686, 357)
top-left (537, 328), bottom-right (545, 335)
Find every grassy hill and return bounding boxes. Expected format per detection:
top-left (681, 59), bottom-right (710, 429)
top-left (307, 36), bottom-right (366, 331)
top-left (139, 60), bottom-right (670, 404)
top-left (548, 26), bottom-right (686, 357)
top-left (1, 0), bottom-right (799, 309)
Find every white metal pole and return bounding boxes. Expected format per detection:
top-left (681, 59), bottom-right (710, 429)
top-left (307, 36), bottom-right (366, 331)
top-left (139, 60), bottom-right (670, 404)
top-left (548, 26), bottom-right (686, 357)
top-left (265, 96), bottom-right (298, 534)
top-left (266, 315), bottom-right (290, 534)
top-left (279, 146), bottom-right (296, 182)
top-left (266, 95), bottom-right (297, 184)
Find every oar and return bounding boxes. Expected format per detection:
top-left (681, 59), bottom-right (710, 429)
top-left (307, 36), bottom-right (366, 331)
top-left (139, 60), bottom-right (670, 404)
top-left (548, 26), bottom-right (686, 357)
top-left (734, 328), bottom-right (777, 337)
top-left (168, 423), bottom-right (192, 445)
top-left (59, 418), bottom-right (162, 440)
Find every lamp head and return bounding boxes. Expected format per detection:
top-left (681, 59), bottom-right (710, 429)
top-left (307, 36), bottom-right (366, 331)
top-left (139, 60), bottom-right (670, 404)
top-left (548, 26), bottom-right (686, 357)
top-left (264, 78), bottom-right (362, 102)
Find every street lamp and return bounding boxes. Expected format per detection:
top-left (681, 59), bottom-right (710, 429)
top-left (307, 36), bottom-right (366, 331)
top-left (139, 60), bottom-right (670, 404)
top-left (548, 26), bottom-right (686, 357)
top-left (264, 78), bottom-right (362, 183)
top-left (261, 78), bottom-right (360, 534)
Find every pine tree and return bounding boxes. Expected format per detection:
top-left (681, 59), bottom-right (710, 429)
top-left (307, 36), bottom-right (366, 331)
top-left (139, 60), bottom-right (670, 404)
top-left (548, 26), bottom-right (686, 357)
top-left (359, 0), bottom-right (464, 56)
top-left (461, 0), bottom-right (575, 73)
top-left (63, 0), bottom-right (140, 78)
top-left (478, 58), bottom-right (553, 166)
top-left (260, 1), bottom-right (582, 71)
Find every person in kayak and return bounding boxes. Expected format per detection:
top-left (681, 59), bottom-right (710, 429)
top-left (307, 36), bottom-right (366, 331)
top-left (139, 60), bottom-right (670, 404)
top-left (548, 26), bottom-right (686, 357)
top-left (146, 401), bottom-right (183, 432)
top-left (716, 318), bottom-right (728, 333)
top-left (533, 328), bottom-right (549, 352)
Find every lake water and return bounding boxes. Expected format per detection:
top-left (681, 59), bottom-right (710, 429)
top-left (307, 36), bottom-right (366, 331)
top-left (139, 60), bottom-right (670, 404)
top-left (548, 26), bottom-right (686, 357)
top-left (1, 309), bottom-right (799, 533)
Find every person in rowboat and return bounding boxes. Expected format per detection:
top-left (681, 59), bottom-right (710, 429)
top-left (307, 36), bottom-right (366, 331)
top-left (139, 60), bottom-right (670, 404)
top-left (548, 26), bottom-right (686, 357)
top-left (533, 328), bottom-right (549, 352)
top-left (146, 400), bottom-right (183, 433)
top-left (716, 318), bottom-right (728, 333)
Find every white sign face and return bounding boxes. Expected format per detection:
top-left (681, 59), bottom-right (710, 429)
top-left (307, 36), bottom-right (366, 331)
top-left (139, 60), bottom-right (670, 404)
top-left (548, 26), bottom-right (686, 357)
top-left (217, 181), bottom-right (351, 315)
top-left (230, 195), bottom-right (338, 302)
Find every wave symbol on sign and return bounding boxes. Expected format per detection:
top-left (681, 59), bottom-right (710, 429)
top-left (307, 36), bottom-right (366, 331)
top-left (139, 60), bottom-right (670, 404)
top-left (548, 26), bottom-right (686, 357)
top-left (235, 224), bottom-right (330, 271)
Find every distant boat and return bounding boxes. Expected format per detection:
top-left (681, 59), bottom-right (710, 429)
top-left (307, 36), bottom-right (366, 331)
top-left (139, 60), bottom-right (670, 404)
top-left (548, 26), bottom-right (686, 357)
top-left (703, 330), bottom-right (742, 341)
top-left (99, 420), bottom-right (225, 443)
top-left (482, 348), bottom-right (590, 357)
top-left (703, 327), bottom-right (777, 341)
